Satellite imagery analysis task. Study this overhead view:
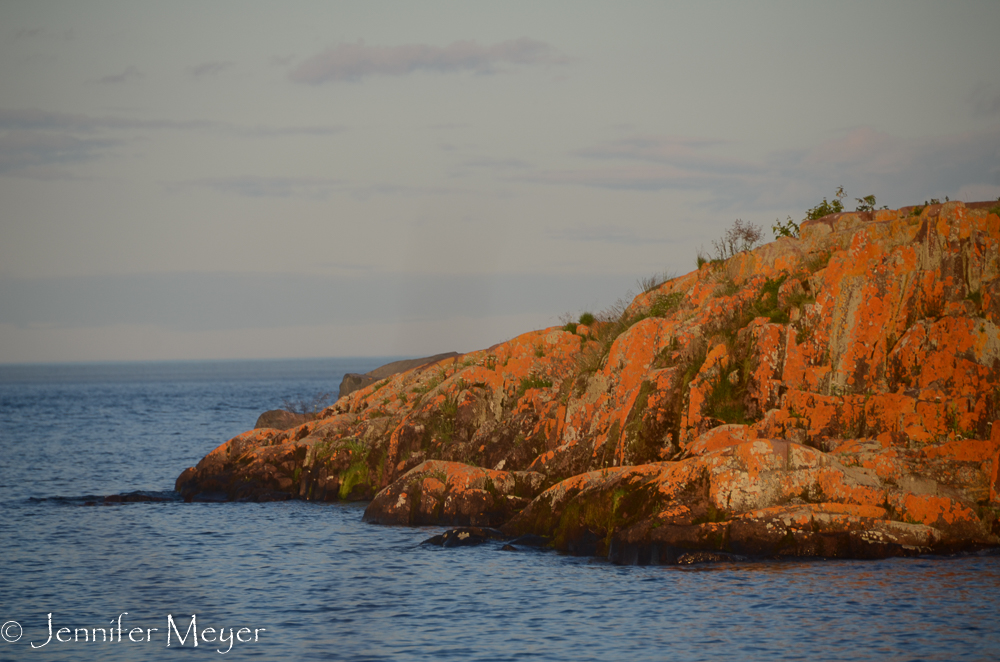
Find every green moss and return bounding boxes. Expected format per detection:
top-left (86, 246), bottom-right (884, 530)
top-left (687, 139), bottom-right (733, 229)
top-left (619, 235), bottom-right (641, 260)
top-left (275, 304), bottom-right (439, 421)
top-left (338, 461), bottom-right (370, 500)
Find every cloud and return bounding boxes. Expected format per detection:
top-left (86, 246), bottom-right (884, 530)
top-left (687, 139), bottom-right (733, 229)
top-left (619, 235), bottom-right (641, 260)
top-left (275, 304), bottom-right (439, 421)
top-left (289, 38), bottom-right (565, 84)
top-left (0, 107), bottom-right (343, 136)
top-left (547, 225), bottom-right (684, 246)
top-left (171, 176), bottom-right (466, 200)
top-left (0, 107), bottom-right (212, 133)
top-left (455, 156), bottom-right (532, 174)
top-left (523, 124), bottom-right (1000, 211)
top-left (178, 176), bottom-right (343, 199)
top-left (577, 135), bottom-right (746, 171)
top-left (0, 130), bottom-right (119, 173)
top-left (186, 61), bottom-right (234, 78)
top-left (511, 135), bottom-right (762, 192)
top-left (97, 66), bottom-right (143, 85)
top-left (0, 108), bottom-right (345, 176)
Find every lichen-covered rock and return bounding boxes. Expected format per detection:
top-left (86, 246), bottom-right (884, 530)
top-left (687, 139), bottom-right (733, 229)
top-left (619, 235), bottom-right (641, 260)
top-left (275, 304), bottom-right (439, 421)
top-left (503, 439), bottom-right (998, 563)
top-left (177, 200), bottom-right (1000, 559)
top-left (362, 460), bottom-right (545, 527)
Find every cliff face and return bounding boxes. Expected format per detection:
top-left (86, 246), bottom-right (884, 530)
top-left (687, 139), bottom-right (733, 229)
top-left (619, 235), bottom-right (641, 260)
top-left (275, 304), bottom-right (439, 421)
top-left (177, 200), bottom-right (1000, 561)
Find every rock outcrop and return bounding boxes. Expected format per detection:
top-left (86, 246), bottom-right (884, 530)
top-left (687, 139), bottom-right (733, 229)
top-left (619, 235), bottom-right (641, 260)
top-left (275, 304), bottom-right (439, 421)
top-left (177, 200), bottom-right (1000, 561)
top-left (338, 352), bottom-right (460, 399)
top-left (254, 409), bottom-right (315, 431)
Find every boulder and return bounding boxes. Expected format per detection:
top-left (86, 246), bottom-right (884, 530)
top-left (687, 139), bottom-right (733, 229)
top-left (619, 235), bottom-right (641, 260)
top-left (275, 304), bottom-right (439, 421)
top-left (254, 409), bottom-right (314, 430)
top-left (363, 460), bottom-right (545, 527)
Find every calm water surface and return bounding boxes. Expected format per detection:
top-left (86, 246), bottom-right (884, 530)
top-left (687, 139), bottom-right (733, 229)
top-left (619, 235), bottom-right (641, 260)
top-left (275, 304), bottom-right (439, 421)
top-left (1, 359), bottom-right (998, 661)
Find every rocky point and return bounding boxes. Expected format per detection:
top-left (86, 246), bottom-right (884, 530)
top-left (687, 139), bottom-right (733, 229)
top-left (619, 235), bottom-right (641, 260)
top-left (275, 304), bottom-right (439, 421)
top-left (177, 200), bottom-right (1000, 563)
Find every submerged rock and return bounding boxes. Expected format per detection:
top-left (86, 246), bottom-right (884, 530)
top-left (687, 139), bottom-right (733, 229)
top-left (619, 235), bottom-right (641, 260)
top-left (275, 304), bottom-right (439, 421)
top-left (421, 526), bottom-right (506, 547)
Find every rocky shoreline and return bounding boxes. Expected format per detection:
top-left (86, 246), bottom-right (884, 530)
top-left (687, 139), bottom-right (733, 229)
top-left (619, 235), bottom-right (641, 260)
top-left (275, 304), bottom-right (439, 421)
top-left (176, 201), bottom-right (1000, 563)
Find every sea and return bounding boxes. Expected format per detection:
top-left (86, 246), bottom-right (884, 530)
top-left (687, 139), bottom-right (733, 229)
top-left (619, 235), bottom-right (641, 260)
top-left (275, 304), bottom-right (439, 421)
top-left (1, 358), bottom-right (999, 661)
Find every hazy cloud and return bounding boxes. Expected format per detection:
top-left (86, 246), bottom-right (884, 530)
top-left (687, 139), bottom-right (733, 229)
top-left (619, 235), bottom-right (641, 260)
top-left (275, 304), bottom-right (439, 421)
top-left (0, 107), bottom-right (213, 132)
top-left (547, 225), bottom-right (682, 246)
top-left (577, 135), bottom-right (755, 176)
top-left (454, 156), bottom-right (532, 176)
top-left (97, 66), bottom-right (143, 85)
top-left (526, 125), bottom-right (1000, 211)
top-left (175, 176), bottom-right (344, 199)
top-left (172, 176), bottom-right (467, 200)
top-left (13, 28), bottom-right (43, 39)
top-left (290, 38), bottom-right (565, 83)
top-left (186, 61), bottom-right (235, 78)
top-left (0, 131), bottom-right (119, 173)
top-left (0, 107), bottom-right (343, 136)
top-left (0, 108), bottom-right (345, 176)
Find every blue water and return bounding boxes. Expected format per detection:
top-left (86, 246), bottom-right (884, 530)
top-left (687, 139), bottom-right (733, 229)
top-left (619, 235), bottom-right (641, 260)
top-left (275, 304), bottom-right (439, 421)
top-left (1, 360), bottom-right (999, 661)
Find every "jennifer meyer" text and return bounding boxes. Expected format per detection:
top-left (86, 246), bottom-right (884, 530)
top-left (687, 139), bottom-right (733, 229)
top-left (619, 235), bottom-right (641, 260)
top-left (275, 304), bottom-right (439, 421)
top-left (26, 612), bottom-right (264, 654)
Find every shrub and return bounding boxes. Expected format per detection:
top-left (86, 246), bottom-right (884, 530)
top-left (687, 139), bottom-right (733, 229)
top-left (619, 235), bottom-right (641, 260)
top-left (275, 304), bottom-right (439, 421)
top-left (711, 219), bottom-right (764, 260)
top-left (855, 195), bottom-right (877, 212)
top-left (578, 312), bottom-right (596, 326)
top-left (805, 186), bottom-right (846, 220)
top-left (771, 216), bottom-right (799, 239)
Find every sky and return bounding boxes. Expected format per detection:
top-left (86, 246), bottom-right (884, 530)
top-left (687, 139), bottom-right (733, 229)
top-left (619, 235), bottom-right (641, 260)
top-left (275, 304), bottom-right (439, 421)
top-left (1, 0), bottom-right (998, 364)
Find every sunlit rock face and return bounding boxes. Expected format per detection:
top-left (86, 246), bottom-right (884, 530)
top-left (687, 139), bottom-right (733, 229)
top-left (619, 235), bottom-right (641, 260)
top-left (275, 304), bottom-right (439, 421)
top-left (178, 201), bottom-right (1000, 560)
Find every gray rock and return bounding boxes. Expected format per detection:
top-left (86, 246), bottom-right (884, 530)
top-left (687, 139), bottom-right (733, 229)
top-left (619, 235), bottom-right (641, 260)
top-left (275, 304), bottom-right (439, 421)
top-left (337, 352), bottom-right (460, 399)
top-left (254, 409), bottom-right (314, 430)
